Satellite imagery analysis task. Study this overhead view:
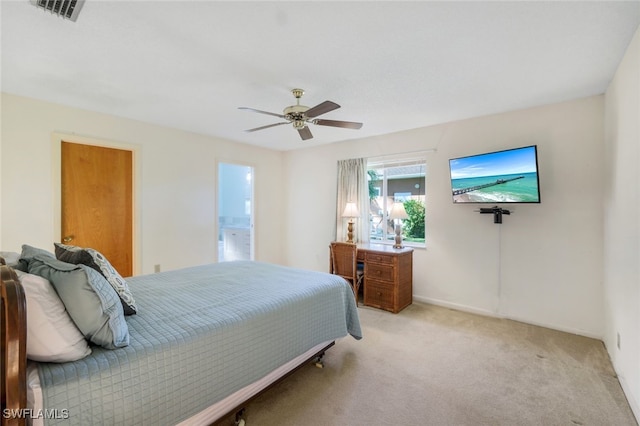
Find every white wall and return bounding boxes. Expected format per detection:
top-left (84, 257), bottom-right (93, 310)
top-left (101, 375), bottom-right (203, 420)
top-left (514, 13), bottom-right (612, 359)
top-left (1, 91), bottom-right (608, 339)
top-left (0, 93), bottom-right (285, 273)
top-left (604, 26), bottom-right (640, 419)
top-left (284, 96), bottom-right (605, 338)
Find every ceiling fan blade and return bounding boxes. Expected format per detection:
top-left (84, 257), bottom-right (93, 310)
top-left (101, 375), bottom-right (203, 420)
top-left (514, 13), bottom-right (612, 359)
top-left (304, 101), bottom-right (340, 118)
top-left (245, 122), bottom-right (289, 132)
top-left (298, 126), bottom-right (313, 140)
top-left (313, 119), bottom-right (363, 129)
top-left (238, 107), bottom-right (286, 119)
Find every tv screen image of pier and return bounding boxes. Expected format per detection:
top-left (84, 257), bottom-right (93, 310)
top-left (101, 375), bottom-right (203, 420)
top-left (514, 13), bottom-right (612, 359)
top-left (449, 145), bottom-right (540, 203)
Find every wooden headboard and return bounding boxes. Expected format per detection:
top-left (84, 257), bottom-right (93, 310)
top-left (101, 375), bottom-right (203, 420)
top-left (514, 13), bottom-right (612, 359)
top-left (1, 257), bottom-right (27, 426)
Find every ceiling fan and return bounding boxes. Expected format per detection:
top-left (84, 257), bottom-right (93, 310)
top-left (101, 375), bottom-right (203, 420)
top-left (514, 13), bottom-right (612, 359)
top-left (239, 88), bottom-right (363, 141)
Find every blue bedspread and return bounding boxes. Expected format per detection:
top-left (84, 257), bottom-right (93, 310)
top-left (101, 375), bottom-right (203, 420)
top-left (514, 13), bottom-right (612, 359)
top-left (37, 261), bottom-right (362, 425)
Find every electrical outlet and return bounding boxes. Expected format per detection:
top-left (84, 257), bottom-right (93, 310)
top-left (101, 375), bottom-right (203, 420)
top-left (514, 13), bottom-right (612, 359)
top-left (154, 264), bottom-right (161, 273)
top-left (617, 332), bottom-right (621, 350)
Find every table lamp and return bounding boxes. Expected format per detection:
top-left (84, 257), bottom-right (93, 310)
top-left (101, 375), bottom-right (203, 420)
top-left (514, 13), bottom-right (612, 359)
top-left (389, 202), bottom-right (408, 248)
top-left (342, 202), bottom-right (360, 243)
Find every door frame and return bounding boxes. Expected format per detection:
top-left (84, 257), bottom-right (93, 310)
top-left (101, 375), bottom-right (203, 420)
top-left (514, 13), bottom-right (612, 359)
top-left (51, 132), bottom-right (141, 275)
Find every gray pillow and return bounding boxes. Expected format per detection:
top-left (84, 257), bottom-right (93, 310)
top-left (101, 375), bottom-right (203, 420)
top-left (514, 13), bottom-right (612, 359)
top-left (20, 244), bottom-right (55, 260)
top-left (27, 254), bottom-right (129, 349)
top-left (17, 244), bottom-right (56, 271)
top-left (54, 243), bottom-right (137, 316)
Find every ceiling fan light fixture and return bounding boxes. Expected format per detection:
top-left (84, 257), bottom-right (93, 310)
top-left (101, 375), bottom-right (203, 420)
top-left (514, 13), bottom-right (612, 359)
top-left (239, 88), bottom-right (363, 141)
top-left (283, 104), bottom-right (309, 115)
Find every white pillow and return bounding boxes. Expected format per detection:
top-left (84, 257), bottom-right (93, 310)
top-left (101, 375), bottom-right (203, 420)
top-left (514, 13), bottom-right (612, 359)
top-left (1, 251), bottom-right (20, 266)
top-left (16, 270), bottom-right (92, 362)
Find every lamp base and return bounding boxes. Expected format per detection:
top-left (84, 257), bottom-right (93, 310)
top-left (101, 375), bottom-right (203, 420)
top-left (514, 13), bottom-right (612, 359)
top-left (346, 219), bottom-right (355, 243)
top-left (393, 223), bottom-right (403, 249)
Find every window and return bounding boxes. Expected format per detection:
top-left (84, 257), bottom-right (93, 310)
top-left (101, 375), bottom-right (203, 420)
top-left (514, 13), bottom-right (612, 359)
top-left (367, 156), bottom-right (426, 247)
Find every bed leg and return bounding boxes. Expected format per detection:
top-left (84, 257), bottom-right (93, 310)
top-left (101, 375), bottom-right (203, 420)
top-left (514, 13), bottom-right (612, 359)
top-left (313, 351), bottom-right (326, 368)
top-left (234, 408), bottom-right (246, 426)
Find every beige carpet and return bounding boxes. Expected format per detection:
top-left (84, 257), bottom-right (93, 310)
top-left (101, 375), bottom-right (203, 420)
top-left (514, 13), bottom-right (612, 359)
top-left (217, 303), bottom-right (637, 426)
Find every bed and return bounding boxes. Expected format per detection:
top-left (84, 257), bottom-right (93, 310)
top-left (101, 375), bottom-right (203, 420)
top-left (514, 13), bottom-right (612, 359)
top-left (1, 247), bottom-right (362, 426)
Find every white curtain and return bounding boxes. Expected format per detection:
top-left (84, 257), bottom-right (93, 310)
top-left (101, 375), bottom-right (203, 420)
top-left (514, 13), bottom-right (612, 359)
top-left (336, 158), bottom-right (369, 243)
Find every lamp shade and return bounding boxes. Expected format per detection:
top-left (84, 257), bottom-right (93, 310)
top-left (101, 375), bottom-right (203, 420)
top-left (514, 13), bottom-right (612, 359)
top-left (342, 202), bottom-right (360, 218)
top-left (389, 202), bottom-right (408, 220)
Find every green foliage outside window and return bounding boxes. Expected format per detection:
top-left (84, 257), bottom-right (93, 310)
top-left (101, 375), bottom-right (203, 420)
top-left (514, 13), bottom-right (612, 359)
top-left (368, 170), bottom-right (379, 199)
top-left (402, 199), bottom-right (425, 239)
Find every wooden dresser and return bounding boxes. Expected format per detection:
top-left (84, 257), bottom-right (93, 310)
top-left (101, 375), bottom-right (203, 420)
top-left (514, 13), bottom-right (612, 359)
top-left (357, 244), bottom-right (413, 313)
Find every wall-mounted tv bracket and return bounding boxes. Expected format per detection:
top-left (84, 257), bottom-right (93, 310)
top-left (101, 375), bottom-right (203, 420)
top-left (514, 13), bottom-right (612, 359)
top-left (478, 206), bottom-right (510, 224)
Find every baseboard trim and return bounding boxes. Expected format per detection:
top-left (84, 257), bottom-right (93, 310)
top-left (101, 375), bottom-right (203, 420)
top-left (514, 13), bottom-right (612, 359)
top-left (413, 295), bottom-right (498, 318)
top-left (617, 375), bottom-right (640, 424)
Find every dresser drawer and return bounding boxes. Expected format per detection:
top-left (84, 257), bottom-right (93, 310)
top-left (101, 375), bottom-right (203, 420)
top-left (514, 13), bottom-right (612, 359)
top-left (365, 262), bottom-right (395, 282)
top-left (364, 281), bottom-right (394, 311)
top-left (365, 252), bottom-right (394, 265)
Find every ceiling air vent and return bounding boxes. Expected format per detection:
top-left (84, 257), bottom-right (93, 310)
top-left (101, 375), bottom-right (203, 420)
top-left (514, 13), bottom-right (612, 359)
top-left (30, 0), bottom-right (85, 22)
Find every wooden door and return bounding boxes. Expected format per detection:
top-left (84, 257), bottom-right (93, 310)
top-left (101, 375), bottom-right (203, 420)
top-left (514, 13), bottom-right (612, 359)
top-left (61, 142), bottom-right (133, 277)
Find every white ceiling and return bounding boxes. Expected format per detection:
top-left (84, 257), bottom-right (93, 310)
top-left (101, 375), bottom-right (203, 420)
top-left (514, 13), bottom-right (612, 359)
top-left (2, 1), bottom-right (639, 151)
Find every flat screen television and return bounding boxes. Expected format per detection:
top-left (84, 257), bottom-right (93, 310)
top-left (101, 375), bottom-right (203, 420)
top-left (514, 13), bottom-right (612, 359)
top-left (449, 145), bottom-right (541, 203)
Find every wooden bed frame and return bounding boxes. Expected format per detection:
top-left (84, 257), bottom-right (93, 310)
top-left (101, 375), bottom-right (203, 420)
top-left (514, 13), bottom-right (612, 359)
top-left (0, 259), bottom-right (333, 426)
top-left (1, 260), bottom-right (27, 426)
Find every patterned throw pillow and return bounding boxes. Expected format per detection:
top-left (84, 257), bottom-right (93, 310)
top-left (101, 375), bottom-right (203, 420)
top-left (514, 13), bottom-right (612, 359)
top-left (54, 243), bottom-right (138, 315)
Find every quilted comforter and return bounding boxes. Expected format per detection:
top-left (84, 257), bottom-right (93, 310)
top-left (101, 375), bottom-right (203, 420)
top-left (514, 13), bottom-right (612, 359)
top-left (36, 261), bottom-right (362, 425)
